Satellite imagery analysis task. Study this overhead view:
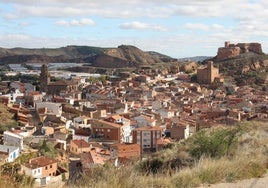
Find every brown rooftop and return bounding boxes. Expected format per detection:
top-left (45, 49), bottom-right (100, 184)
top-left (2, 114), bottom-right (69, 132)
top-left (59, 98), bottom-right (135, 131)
top-left (25, 156), bottom-right (57, 169)
top-left (72, 139), bottom-right (90, 148)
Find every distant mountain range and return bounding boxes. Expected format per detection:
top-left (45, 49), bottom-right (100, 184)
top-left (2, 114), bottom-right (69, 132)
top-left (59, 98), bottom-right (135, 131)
top-left (0, 45), bottom-right (178, 68)
top-left (178, 56), bottom-right (212, 62)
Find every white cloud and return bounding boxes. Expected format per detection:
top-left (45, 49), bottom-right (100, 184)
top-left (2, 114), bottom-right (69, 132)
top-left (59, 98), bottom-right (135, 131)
top-left (18, 21), bottom-right (31, 27)
top-left (3, 0), bottom-right (268, 23)
top-left (4, 13), bottom-right (19, 19)
top-left (0, 34), bottom-right (31, 46)
top-left (119, 21), bottom-right (166, 31)
top-left (184, 23), bottom-right (209, 31)
top-left (55, 18), bottom-right (95, 27)
top-left (185, 23), bottom-right (224, 31)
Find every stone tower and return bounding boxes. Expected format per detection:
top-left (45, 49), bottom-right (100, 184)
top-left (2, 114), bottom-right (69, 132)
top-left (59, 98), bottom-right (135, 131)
top-left (197, 61), bottom-right (220, 84)
top-left (40, 64), bottom-right (50, 92)
top-left (208, 61), bottom-right (213, 81)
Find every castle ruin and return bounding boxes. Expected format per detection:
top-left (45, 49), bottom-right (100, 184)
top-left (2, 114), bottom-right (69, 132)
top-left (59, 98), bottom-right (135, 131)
top-left (217, 41), bottom-right (263, 61)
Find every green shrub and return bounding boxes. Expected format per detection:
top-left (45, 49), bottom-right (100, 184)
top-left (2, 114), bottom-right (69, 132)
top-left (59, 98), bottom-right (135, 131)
top-left (139, 158), bottom-right (164, 174)
top-left (188, 127), bottom-right (239, 159)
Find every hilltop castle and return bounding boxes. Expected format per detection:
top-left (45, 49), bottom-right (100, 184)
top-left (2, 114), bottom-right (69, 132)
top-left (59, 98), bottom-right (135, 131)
top-left (217, 41), bottom-right (263, 61)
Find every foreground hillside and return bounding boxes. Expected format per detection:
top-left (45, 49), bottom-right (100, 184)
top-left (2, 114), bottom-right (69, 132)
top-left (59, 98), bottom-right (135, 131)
top-left (0, 103), bottom-right (18, 134)
top-left (0, 45), bottom-right (176, 68)
top-left (73, 121), bottom-right (268, 188)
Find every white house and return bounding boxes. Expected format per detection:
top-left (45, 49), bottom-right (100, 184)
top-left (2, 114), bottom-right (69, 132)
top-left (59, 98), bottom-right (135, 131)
top-left (2, 89), bottom-right (24, 103)
top-left (133, 115), bottom-right (156, 127)
top-left (22, 165), bottom-right (43, 178)
top-left (156, 108), bottom-right (175, 119)
top-left (35, 102), bottom-right (62, 117)
top-left (3, 131), bottom-right (24, 150)
top-left (73, 116), bottom-right (91, 129)
top-left (0, 145), bottom-right (20, 163)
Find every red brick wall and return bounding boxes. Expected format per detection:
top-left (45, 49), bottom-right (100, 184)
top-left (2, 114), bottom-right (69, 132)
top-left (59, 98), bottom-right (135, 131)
top-left (112, 144), bottom-right (140, 159)
top-left (42, 163), bottom-right (57, 177)
top-left (92, 127), bottom-right (120, 142)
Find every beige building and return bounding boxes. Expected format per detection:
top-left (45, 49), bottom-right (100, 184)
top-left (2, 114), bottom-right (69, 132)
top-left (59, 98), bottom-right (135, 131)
top-left (70, 139), bottom-right (91, 155)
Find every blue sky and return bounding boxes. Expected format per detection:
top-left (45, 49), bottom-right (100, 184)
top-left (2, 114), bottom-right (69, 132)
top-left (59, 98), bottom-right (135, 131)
top-left (0, 0), bottom-right (268, 58)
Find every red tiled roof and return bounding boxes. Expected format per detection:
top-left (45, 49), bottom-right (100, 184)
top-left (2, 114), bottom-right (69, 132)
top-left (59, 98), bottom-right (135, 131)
top-left (24, 156), bottom-right (57, 169)
top-left (71, 139), bottom-right (90, 148)
top-left (96, 120), bottom-right (122, 128)
top-left (134, 126), bottom-right (163, 131)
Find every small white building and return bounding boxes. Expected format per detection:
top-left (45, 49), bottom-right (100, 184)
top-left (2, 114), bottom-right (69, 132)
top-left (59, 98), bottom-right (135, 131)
top-left (3, 131), bottom-right (24, 150)
top-left (133, 115), bottom-right (156, 127)
top-left (73, 116), bottom-right (91, 129)
top-left (0, 145), bottom-right (20, 162)
top-left (35, 102), bottom-right (62, 117)
top-left (2, 89), bottom-right (24, 103)
top-left (22, 164), bottom-right (43, 179)
top-left (156, 108), bottom-right (175, 119)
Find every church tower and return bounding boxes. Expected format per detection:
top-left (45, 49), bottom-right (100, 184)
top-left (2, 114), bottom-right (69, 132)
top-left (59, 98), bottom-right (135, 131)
top-left (40, 64), bottom-right (50, 92)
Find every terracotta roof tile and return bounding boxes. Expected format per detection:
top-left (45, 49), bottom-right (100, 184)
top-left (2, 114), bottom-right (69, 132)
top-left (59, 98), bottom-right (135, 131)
top-left (72, 139), bottom-right (90, 148)
top-left (24, 156), bottom-right (57, 169)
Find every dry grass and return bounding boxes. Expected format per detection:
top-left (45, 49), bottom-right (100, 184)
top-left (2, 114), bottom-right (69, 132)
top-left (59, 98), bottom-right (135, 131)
top-left (74, 121), bottom-right (268, 188)
top-left (0, 103), bottom-right (15, 124)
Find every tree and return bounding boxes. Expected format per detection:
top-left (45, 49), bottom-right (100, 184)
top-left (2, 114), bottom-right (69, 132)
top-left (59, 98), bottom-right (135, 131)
top-left (188, 127), bottom-right (238, 159)
top-left (39, 139), bottom-right (58, 158)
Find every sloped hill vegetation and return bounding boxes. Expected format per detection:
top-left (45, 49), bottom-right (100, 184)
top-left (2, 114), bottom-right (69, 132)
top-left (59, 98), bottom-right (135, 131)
top-left (209, 53), bottom-right (268, 87)
top-left (0, 103), bottom-right (18, 134)
top-left (75, 121), bottom-right (268, 188)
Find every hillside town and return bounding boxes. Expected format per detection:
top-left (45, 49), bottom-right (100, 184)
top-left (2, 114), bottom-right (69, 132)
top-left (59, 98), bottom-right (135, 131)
top-left (0, 49), bottom-right (267, 187)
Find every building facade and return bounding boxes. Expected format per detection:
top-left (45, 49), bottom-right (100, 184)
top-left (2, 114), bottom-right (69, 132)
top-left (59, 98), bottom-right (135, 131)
top-left (3, 131), bottom-right (24, 150)
top-left (132, 126), bottom-right (163, 153)
top-left (110, 143), bottom-right (140, 160)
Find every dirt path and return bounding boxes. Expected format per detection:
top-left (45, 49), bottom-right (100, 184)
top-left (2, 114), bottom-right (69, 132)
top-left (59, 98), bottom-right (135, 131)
top-left (200, 173), bottom-right (268, 188)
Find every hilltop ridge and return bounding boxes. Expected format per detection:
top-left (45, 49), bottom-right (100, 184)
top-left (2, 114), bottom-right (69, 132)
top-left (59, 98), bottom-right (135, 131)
top-left (0, 45), bottom-right (177, 68)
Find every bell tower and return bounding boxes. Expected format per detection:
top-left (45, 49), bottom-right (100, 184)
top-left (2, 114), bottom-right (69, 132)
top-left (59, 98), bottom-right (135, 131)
top-left (40, 64), bottom-right (50, 92)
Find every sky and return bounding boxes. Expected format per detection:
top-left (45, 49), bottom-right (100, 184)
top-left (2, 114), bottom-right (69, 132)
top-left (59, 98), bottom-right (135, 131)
top-left (0, 0), bottom-right (268, 58)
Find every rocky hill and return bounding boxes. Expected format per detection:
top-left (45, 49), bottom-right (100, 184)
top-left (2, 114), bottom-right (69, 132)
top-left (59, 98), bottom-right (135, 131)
top-left (209, 53), bottom-right (268, 87)
top-left (203, 42), bottom-right (268, 87)
top-left (0, 45), bottom-right (176, 68)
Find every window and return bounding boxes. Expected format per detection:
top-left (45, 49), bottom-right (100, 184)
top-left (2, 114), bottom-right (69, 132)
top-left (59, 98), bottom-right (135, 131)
top-left (50, 165), bottom-right (52, 168)
top-left (45, 166), bottom-right (48, 170)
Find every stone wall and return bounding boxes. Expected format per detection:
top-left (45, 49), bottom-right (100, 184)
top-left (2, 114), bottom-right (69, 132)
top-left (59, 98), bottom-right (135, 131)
top-left (217, 42), bottom-right (263, 61)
